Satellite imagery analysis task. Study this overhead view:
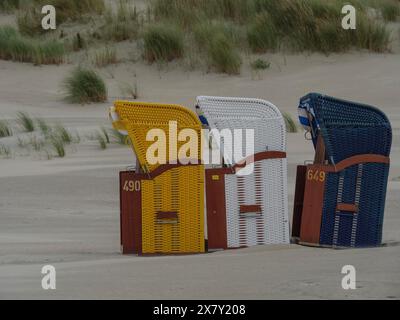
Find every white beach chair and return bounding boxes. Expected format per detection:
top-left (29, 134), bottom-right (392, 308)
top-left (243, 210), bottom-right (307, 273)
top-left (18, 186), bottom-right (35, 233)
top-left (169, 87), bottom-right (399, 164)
top-left (197, 96), bottom-right (289, 249)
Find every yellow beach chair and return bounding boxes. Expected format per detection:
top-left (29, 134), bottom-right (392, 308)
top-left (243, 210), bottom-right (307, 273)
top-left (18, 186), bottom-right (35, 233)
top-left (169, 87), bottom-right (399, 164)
top-left (111, 101), bottom-right (205, 255)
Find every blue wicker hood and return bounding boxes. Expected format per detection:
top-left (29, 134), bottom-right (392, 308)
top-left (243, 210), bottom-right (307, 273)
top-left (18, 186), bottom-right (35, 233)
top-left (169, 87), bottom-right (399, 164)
top-left (298, 93), bottom-right (392, 164)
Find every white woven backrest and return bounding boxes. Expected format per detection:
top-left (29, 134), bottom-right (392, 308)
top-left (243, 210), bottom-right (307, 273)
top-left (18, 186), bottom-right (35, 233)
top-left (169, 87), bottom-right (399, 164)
top-left (196, 96), bottom-right (286, 164)
top-left (198, 96), bottom-right (289, 246)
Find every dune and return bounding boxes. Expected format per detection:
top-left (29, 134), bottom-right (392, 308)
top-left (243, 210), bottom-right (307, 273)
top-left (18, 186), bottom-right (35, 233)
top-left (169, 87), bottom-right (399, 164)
top-left (0, 2), bottom-right (399, 299)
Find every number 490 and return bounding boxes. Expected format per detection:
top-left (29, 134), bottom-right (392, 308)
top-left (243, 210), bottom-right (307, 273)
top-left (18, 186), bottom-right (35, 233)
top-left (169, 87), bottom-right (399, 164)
top-left (123, 180), bottom-right (141, 192)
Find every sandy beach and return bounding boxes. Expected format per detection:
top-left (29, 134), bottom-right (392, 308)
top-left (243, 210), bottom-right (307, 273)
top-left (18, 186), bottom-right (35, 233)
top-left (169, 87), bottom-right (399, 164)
top-left (0, 4), bottom-right (399, 299)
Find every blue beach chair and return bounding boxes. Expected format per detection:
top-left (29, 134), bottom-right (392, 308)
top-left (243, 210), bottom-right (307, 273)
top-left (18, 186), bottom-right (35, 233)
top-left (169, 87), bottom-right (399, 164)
top-left (293, 93), bottom-right (392, 248)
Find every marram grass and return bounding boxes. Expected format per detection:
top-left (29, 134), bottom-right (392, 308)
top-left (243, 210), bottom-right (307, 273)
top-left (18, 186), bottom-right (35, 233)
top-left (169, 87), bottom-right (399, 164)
top-left (63, 68), bottom-right (107, 104)
top-left (0, 26), bottom-right (64, 65)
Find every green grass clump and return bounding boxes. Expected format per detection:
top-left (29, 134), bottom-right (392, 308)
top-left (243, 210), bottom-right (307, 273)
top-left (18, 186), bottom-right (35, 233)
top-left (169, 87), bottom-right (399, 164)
top-left (36, 40), bottom-right (65, 65)
top-left (100, 126), bottom-right (110, 144)
top-left (0, 144), bottom-right (11, 158)
top-left (96, 0), bottom-right (139, 42)
top-left (94, 127), bottom-right (112, 149)
top-left (0, 26), bottom-right (64, 65)
top-left (63, 68), bottom-right (107, 104)
top-left (207, 33), bottom-right (241, 74)
top-left (248, 12), bottom-right (279, 53)
top-left (194, 20), bottom-right (244, 48)
top-left (250, 58), bottom-right (270, 70)
top-left (29, 134), bottom-right (45, 151)
top-left (149, 0), bottom-right (391, 74)
top-left (143, 24), bottom-right (184, 63)
top-left (152, 0), bottom-right (255, 27)
top-left (93, 47), bottom-right (117, 68)
top-left (16, 6), bottom-right (44, 37)
top-left (96, 130), bottom-right (108, 149)
top-left (33, 120), bottom-right (80, 157)
top-left (49, 136), bottom-right (66, 157)
top-left (0, 0), bottom-right (20, 12)
top-left (0, 120), bottom-right (13, 137)
top-left (0, 26), bottom-right (28, 60)
top-left (352, 14), bottom-right (391, 52)
top-left (366, 23), bottom-right (391, 52)
top-left (380, 0), bottom-right (400, 22)
top-left (283, 112), bottom-right (298, 133)
top-left (54, 125), bottom-right (72, 144)
top-left (36, 118), bottom-right (51, 135)
top-left (193, 21), bottom-right (242, 74)
top-left (261, 0), bottom-right (390, 53)
top-left (16, 111), bottom-right (35, 132)
top-left (44, 124), bottom-right (73, 157)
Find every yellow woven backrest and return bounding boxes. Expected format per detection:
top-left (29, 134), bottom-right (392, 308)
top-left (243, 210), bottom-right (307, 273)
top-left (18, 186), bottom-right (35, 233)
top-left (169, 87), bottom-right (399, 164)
top-left (113, 100), bottom-right (203, 173)
top-left (111, 100), bottom-right (205, 254)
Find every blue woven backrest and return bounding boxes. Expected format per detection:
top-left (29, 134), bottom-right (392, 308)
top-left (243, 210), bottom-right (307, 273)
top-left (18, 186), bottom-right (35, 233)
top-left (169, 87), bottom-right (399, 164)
top-left (299, 93), bottom-right (392, 164)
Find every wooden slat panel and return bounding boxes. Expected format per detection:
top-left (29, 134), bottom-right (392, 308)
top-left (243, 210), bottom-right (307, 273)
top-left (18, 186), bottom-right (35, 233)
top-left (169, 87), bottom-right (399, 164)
top-left (292, 165), bottom-right (307, 239)
top-left (239, 205), bottom-right (262, 214)
top-left (314, 135), bottom-right (326, 164)
top-left (233, 151), bottom-right (286, 172)
top-left (205, 168), bottom-right (228, 250)
top-left (120, 171), bottom-right (142, 254)
top-left (299, 165), bottom-right (326, 245)
top-left (336, 203), bottom-right (358, 213)
top-left (156, 211), bottom-right (178, 219)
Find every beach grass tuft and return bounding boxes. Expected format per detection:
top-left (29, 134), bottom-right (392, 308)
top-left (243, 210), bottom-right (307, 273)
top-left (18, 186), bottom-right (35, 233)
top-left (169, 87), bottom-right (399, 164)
top-left (0, 26), bottom-right (64, 65)
top-left (49, 136), bottom-right (66, 157)
top-left (96, 130), bottom-right (108, 149)
top-left (0, 143), bottom-right (11, 158)
top-left (96, 0), bottom-right (139, 42)
top-left (16, 111), bottom-right (35, 133)
top-left (63, 68), bottom-right (107, 104)
top-left (94, 47), bottom-right (117, 68)
top-left (380, 0), bottom-right (400, 22)
top-left (283, 112), bottom-right (298, 133)
top-left (250, 58), bottom-right (270, 70)
top-left (143, 24), bottom-right (184, 63)
top-left (149, 0), bottom-right (391, 66)
top-left (0, 120), bottom-right (13, 138)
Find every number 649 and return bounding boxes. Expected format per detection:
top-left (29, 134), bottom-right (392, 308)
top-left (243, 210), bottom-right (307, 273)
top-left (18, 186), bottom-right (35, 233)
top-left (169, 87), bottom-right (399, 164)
top-left (307, 169), bottom-right (326, 182)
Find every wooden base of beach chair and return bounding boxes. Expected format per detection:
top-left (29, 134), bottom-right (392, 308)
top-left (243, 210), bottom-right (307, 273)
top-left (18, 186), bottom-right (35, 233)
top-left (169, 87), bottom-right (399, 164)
top-left (293, 154), bottom-right (390, 248)
top-left (206, 151), bottom-right (289, 250)
top-left (120, 171), bottom-right (142, 254)
top-left (119, 164), bottom-right (205, 255)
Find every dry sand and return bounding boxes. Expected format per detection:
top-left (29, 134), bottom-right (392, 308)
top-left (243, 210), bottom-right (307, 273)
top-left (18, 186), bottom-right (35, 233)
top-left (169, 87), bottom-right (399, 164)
top-left (0, 9), bottom-right (399, 299)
